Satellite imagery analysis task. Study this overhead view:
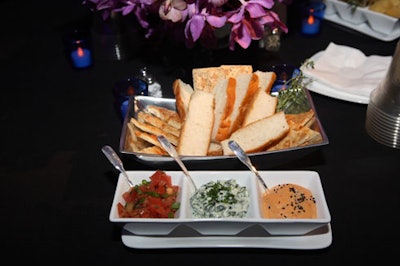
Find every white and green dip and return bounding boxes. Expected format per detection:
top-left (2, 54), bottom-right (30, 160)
top-left (190, 179), bottom-right (250, 218)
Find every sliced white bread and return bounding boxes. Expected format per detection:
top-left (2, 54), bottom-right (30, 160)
top-left (220, 65), bottom-right (253, 79)
top-left (207, 141), bottom-right (223, 156)
top-left (177, 90), bottom-right (215, 156)
top-left (211, 77), bottom-right (236, 142)
top-left (220, 111), bottom-right (290, 155)
top-left (227, 73), bottom-right (259, 137)
top-left (242, 88), bottom-right (278, 127)
top-left (192, 65), bottom-right (252, 92)
top-left (172, 79), bottom-right (193, 121)
top-left (254, 70), bottom-right (276, 93)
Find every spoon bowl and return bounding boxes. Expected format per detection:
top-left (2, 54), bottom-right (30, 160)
top-left (228, 140), bottom-right (269, 191)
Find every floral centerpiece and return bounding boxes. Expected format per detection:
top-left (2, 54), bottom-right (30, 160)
top-left (83, 0), bottom-right (290, 50)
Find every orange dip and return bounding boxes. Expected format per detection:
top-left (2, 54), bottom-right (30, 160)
top-left (261, 183), bottom-right (317, 219)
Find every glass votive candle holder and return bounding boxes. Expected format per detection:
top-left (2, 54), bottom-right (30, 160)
top-left (66, 29), bottom-right (93, 69)
top-left (113, 77), bottom-right (149, 122)
top-left (301, 1), bottom-right (326, 36)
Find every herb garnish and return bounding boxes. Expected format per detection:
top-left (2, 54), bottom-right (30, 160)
top-left (276, 60), bottom-right (314, 114)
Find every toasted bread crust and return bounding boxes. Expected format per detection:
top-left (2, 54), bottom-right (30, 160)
top-left (192, 65), bottom-right (253, 92)
top-left (207, 141), bottom-right (223, 156)
top-left (130, 117), bottom-right (179, 146)
top-left (126, 122), bottom-right (152, 151)
top-left (138, 145), bottom-right (168, 155)
top-left (229, 73), bottom-right (259, 135)
top-left (285, 109), bottom-right (315, 129)
top-left (137, 111), bottom-right (180, 137)
top-left (254, 70), bottom-right (277, 94)
top-left (134, 130), bottom-right (162, 148)
top-left (212, 77), bottom-right (237, 142)
top-left (145, 105), bottom-right (182, 130)
top-left (173, 79), bottom-right (193, 121)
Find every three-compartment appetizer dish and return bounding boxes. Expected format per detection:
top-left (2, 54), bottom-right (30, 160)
top-left (109, 170), bottom-right (331, 236)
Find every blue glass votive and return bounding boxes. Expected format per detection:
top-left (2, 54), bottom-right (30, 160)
top-left (301, 1), bottom-right (326, 35)
top-left (113, 77), bottom-right (148, 122)
top-left (68, 30), bottom-right (93, 69)
top-left (71, 43), bottom-right (92, 68)
top-left (302, 16), bottom-right (321, 35)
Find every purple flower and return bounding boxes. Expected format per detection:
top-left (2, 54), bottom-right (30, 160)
top-left (184, 3), bottom-right (227, 42)
top-left (227, 0), bottom-right (287, 49)
top-left (159, 0), bottom-right (188, 22)
top-left (82, 0), bottom-right (288, 50)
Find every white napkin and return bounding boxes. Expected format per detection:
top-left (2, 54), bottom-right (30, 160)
top-left (301, 42), bottom-right (392, 98)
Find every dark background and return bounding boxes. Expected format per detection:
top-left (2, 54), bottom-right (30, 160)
top-left (2, 0), bottom-right (399, 264)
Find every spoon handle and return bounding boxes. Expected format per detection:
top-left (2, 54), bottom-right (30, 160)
top-left (102, 145), bottom-right (134, 188)
top-left (228, 140), bottom-right (268, 190)
top-left (157, 135), bottom-right (197, 191)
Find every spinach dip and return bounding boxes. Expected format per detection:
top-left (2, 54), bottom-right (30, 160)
top-left (190, 179), bottom-right (250, 218)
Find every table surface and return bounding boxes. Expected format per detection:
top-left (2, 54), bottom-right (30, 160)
top-left (3, 0), bottom-right (400, 264)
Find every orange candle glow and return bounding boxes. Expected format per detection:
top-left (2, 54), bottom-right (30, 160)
top-left (308, 9), bottom-right (315, 25)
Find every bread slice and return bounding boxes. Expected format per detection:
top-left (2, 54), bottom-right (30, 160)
top-left (254, 70), bottom-right (276, 93)
top-left (192, 65), bottom-right (252, 92)
top-left (126, 122), bottom-right (152, 151)
top-left (145, 105), bottom-right (182, 129)
top-left (129, 117), bottom-right (179, 146)
top-left (220, 111), bottom-right (289, 155)
top-left (242, 88), bottom-right (278, 127)
top-left (267, 125), bottom-right (321, 151)
top-left (138, 145), bottom-right (168, 155)
top-left (285, 109), bottom-right (315, 129)
top-left (177, 90), bottom-right (215, 156)
top-left (211, 77), bottom-right (236, 142)
top-left (134, 130), bottom-right (163, 148)
top-left (207, 141), bottom-right (223, 156)
top-left (137, 111), bottom-right (180, 137)
top-left (172, 79), bottom-right (193, 121)
top-left (220, 65), bottom-right (253, 79)
top-left (227, 73), bottom-right (259, 136)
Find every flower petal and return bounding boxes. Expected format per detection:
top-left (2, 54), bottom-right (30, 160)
top-left (246, 3), bottom-right (268, 18)
top-left (206, 15), bottom-right (227, 28)
top-left (187, 15), bottom-right (205, 41)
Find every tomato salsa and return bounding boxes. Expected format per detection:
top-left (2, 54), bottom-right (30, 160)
top-left (117, 170), bottom-right (180, 218)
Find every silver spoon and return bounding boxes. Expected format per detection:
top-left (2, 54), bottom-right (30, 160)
top-left (101, 145), bottom-right (134, 188)
top-left (228, 140), bottom-right (269, 191)
top-left (157, 135), bottom-right (197, 191)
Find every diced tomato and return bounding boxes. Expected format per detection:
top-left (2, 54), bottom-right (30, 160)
top-left (117, 170), bottom-right (180, 218)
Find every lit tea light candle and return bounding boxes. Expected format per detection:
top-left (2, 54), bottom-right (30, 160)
top-left (70, 41), bottom-right (92, 68)
top-left (302, 8), bottom-right (321, 35)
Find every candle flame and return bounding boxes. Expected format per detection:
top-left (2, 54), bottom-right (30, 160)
top-left (308, 8), bottom-right (315, 25)
top-left (77, 47), bottom-right (84, 57)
